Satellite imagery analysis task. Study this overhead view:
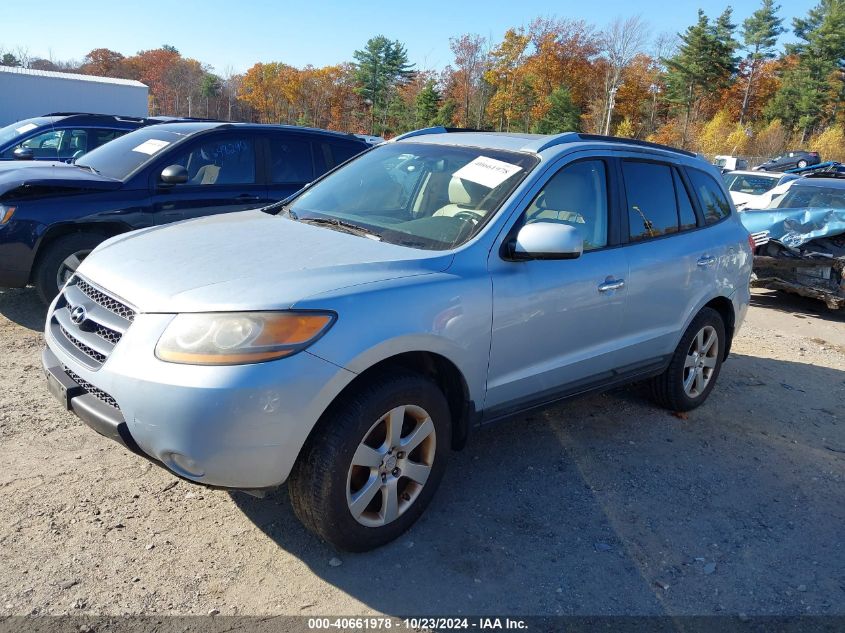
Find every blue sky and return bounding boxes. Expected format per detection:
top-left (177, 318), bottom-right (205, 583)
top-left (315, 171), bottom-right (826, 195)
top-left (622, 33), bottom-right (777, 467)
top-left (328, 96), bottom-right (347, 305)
top-left (0, 0), bottom-right (820, 74)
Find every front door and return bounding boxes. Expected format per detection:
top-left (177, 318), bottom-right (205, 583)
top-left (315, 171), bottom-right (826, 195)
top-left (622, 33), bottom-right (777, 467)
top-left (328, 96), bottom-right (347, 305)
top-left (485, 157), bottom-right (629, 417)
top-left (151, 133), bottom-right (269, 224)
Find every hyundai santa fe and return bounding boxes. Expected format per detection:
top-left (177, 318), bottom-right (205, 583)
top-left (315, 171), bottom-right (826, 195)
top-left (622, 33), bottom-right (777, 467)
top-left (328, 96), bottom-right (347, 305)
top-left (41, 128), bottom-right (753, 551)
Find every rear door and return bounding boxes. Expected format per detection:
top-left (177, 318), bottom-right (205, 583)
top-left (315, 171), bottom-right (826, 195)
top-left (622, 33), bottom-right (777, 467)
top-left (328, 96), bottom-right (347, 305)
top-left (612, 153), bottom-right (714, 366)
top-left (264, 132), bottom-right (317, 202)
top-left (150, 132), bottom-right (269, 224)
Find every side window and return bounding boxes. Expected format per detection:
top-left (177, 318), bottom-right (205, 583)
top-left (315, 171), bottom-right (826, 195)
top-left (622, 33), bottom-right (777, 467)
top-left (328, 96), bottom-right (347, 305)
top-left (523, 160), bottom-right (608, 251)
top-left (329, 142), bottom-right (364, 167)
top-left (169, 136), bottom-right (256, 185)
top-left (622, 161), bottom-right (679, 241)
top-left (9, 129), bottom-right (63, 159)
top-left (90, 129), bottom-right (125, 151)
top-left (687, 169), bottom-right (732, 224)
top-left (269, 136), bottom-right (313, 184)
top-left (66, 130), bottom-right (88, 157)
top-left (673, 169), bottom-right (698, 231)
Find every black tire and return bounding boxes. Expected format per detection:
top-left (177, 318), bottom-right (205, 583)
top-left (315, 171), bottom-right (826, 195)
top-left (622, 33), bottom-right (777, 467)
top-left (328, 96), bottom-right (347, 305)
top-left (33, 232), bottom-right (104, 305)
top-left (288, 369), bottom-right (451, 552)
top-left (650, 307), bottom-right (726, 412)
top-left (796, 159), bottom-right (808, 169)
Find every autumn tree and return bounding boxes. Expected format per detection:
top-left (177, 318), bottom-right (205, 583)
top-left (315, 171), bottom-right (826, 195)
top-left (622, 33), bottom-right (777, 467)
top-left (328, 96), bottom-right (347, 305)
top-left (599, 16), bottom-right (649, 134)
top-left (81, 48), bottom-right (126, 77)
top-left (485, 28), bottom-right (531, 131)
top-left (448, 34), bottom-right (488, 127)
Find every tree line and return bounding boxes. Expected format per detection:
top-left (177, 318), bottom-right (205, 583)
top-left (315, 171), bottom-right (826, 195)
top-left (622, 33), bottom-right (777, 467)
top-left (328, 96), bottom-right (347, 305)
top-left (2, 0), bottom-right (845, 160)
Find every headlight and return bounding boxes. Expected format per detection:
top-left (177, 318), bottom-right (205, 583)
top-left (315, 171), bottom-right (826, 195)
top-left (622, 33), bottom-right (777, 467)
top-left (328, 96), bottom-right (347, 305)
top-left (0, 205), bottom-right (15, 224)
top-left (155, 311), bottom-right (335, 365)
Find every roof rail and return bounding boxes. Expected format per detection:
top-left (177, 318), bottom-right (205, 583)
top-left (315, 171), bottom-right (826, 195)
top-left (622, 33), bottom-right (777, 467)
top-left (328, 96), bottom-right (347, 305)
top-left (390, 126), bottom-right (481, 142)
top-left (575, 134), bottom-right (698, 157)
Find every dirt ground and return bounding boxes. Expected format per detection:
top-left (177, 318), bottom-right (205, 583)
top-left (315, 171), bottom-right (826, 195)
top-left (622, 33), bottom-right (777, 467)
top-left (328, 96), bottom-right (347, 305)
top-left (0, 287), bottom-right (843, 617)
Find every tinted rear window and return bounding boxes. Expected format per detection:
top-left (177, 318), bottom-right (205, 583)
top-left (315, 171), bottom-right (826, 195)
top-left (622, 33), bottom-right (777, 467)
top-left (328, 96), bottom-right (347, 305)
top-left (622, 161), bottom-right (680, 241)
top-left (687, 169), bottom-right (732, 224)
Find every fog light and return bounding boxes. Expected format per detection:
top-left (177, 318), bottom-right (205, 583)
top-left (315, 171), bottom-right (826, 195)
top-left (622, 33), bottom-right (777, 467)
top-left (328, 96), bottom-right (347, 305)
top-left (165, 452), bottom-right (205, 478)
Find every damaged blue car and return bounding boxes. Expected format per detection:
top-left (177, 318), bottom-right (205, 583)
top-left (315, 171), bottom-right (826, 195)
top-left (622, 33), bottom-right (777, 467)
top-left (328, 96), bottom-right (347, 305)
top-left (742, 175), bottom-right (845, 309)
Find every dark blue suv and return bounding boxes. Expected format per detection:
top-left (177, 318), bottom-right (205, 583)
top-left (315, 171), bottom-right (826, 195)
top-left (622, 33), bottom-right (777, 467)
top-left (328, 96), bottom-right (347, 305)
top-left (0, 112), bottom-right (155, 162)
top-left (0, 121), bottom-right (370, 302)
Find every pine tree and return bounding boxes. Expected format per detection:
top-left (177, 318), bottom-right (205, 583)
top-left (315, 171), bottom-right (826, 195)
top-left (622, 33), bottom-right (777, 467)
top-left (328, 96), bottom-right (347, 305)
top-left (768, 0), bottom-right (845, 138)
top-left (664, 10), bottom-right (737, 147)
top-left (532, 87), bottom-right (581, 133)
top-left (415, 80), bottom-right (441, 128)
top-left (739, 0), bottom-right (785, 125)
top-left (353, 36), bottom-right (415, 135)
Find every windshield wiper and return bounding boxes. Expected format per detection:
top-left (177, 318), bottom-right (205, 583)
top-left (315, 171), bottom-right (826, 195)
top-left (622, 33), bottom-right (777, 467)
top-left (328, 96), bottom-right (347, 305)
top-left (296, 216), bottom-right (382, 240)
top-left (74, 164), bottom-right (100, 174)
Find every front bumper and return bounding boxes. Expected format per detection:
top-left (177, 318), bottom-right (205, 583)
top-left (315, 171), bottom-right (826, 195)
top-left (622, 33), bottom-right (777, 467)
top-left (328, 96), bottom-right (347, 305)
top-left (43, 300), bottom-right (355, 489)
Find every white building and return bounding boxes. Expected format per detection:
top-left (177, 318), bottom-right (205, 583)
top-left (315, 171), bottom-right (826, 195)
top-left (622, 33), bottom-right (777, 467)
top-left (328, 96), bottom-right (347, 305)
top-left (0, 65), bottom-right (148, 126)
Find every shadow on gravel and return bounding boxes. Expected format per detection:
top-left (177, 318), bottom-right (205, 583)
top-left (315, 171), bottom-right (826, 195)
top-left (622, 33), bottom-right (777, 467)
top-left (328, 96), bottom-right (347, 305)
top-left (233, 354), bottom-right (845, 617)
top-left (750, 289), bottom-right (845, 324)
top-left (0, 287), bottom-right (46, 331)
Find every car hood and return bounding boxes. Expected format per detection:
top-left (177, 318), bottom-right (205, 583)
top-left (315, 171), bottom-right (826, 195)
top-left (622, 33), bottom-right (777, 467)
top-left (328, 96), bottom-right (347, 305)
top-left (77, 210), bottom-right (454, 312)
top-left (0, 161), bottom-right (121, 197)
top-left (740, 206), bottom-right (845, 248)
top-left (728, 191), bottom-right (757, 206)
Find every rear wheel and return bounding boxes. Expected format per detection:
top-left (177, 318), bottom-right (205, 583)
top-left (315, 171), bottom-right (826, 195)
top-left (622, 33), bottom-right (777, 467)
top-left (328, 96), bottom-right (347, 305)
top-left (797, 159), bottom-right (808, 168)
top-left (288, 370), bottom-right (450, 551)
top-left (650, 307), bottom-right (725, 412)
top-left (33, 232), bottom-right (103, 305)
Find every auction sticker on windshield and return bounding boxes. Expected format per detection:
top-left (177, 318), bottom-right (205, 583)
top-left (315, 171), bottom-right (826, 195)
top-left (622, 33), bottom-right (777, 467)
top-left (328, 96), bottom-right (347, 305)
top-left (453, 156), bottom-right (523, 189)
top-left (132, 139), bottom-right (171, 155)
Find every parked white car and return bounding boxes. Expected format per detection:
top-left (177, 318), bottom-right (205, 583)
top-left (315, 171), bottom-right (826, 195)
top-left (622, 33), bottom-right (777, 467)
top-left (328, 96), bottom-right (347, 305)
top-left (714, 155), bottom-right (748, 173)
top-left (723, 170), bottom-right (796, 210)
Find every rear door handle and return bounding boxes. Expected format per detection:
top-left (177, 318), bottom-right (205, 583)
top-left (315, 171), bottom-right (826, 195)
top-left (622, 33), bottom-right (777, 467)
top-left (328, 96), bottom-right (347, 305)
top-left (598, 279), bottom-right (625, 292)
top-left (697, 255), bottom-right (716, 267)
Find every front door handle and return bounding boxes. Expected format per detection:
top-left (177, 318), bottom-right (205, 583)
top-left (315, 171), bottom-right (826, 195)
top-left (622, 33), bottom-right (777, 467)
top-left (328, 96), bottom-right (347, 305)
top-left (236, 194), bottom-right (261, 201)
top-left (598, 279), bottom-right (625, 292)
top-left (697, 255), bottom-right (717, 267)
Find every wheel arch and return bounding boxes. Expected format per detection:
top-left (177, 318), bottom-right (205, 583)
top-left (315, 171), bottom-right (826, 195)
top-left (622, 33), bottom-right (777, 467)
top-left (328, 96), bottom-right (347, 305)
top-left (703, 295), bottom-right (736, 360)
top-left (30, 221), bottom-right (133, 283)
top-left (312, 350), bottom-right (477, 454)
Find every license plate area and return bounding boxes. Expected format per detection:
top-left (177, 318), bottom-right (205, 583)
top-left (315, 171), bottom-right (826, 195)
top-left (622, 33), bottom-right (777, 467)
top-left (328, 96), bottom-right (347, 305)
top-left (45, 365), bottom-right (84, 409)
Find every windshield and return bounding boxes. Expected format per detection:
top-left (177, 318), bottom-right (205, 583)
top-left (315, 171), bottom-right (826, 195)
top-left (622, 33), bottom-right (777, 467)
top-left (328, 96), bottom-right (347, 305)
top-left (284, 142), bottom-right (538, 250)
top-left (723, 173), bottom-right (778, 195)
top-left (0, 117), bottom-right (54, 146)
top-left (769, 184), bottom-right (845, 210)
top-left (76, 126), bottom-right (190, 179)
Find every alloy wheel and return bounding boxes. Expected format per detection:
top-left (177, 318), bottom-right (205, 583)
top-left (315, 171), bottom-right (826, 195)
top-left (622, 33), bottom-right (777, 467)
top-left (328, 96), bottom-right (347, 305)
top-left (346, 404), bottom-right (436, 527)
top-left (683, 325), bottom-right (718, 398)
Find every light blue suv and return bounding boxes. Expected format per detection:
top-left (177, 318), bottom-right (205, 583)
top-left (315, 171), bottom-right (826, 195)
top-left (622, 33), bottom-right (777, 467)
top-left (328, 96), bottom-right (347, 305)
top-left (42, 128), bottom-right (753, 551)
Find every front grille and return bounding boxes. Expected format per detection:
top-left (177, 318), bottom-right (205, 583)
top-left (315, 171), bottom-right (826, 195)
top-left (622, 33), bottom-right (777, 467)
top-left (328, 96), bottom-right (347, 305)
top-left (75, 278), bottom-right (136, 322)
top-left (64, 366), bottom-right (120, 410)
top-left (59, 325), bottom-right (107, 364)
top-left (48, 276), bottom-right (136, 369)
top-left (95, 324), bottom-right (122, 346)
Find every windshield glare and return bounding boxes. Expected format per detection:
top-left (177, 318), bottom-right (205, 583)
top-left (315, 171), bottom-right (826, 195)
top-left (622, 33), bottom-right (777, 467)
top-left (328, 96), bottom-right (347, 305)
top-left (76, 127), bottom-right (188, 180)
top-left (769, 184), bottom-right (845, 210)
top-left (286, 142), bottom-right (538, 250)
top-left (0, 117), bottom-right (54, 146)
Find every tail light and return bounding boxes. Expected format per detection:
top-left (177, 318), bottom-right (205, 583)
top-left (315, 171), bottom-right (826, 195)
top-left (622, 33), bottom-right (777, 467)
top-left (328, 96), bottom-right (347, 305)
top-left (747, 233), bottom-right (757, 252)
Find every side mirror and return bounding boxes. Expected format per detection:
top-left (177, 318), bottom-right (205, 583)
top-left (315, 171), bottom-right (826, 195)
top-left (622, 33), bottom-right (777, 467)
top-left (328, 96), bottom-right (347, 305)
top-left (13, 147), bottom-right (34, 160)
top-left (506, 222), bottom-right (583, 261)
top-left (160, 164), bottom-right (189, 185)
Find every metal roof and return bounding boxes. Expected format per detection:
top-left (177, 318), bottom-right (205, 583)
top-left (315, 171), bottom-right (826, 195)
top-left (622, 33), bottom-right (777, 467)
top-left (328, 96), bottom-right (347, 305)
top-left (0, 65), bottom-right (147, 88)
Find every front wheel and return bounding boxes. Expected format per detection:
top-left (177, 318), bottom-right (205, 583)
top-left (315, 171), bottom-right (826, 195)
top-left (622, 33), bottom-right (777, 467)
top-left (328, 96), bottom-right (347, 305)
top-left (288, 370), bottom-right (451, 551)
top-left (650, 307), bottom-right (725, 412)
top-left (796, 159), bottom-right (808, 169)
top-left (33, 232), bottom-right (103, 305)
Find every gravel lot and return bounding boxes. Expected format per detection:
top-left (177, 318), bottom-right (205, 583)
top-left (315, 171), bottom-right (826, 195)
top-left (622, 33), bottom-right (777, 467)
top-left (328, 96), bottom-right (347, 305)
top-left (0, 287), bottom-right (843, 617)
